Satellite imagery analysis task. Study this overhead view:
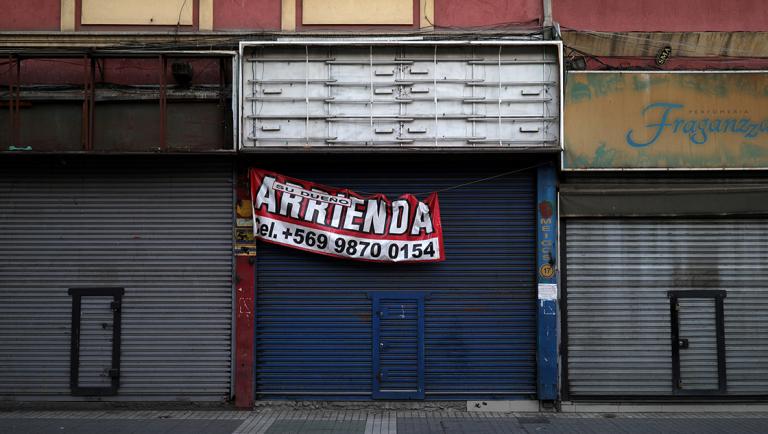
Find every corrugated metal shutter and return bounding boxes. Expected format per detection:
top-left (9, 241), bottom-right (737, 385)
top-left (677, 298), bottom-right (720, 391)
top-left (77, 296), bottom-right (115, 389)
top-left (256, 167), bottom-right (536, 399)
top-left (565, 219), bottom-right (768, 397)
top-left (0, 158), bottom-right (233, 401)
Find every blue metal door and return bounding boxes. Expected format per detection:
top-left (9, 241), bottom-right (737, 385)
top-left (372, 293), bottom-right (425, 399)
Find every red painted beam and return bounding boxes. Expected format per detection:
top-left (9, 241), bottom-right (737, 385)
top-left (234, 255), bottom-right (255, 408)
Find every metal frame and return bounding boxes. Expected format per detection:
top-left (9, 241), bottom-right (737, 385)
top-left (370, 291), bottom-right (426, 400)
top-left (68, 287), bottom-right (125, 396)
top-left (563, 70), bottom-right (768, 172)
top-left (238, 39), bottom-right (564, 153)
top-left (559, 218), bottom-right (571, 402)
top-left (3, 50), bottom-right (238, 154)
top-left (668, 289), bottom-right (728, 396)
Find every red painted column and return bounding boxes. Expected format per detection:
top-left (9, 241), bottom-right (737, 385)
top-left (234, 172), bottom-right (256, 409)
top-left (234, 255), bottom-right (255, 408)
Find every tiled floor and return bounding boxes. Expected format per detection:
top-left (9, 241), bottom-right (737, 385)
top-left (2, 409), bottom-right (768, 433)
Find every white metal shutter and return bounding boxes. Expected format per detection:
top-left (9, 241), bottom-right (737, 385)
top-left (0, 157), bottom-right (233, 401)
top-left (241, 42), bottom-right (560, 150)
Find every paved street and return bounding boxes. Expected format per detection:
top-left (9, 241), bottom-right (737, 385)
top-left (2, 408), bottom-right (768, 434)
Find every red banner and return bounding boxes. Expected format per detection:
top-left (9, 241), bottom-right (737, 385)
top-left (249, 169), bottom-right (444, 263)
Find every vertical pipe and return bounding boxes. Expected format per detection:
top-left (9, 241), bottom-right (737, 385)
top-left (536, 163), bottom-right (559, 401)
top-left (81, 55), bottom-right (90, 150)
top-left (219, 57), bottom-right (227, 141)
top-left (7, 55), bottom-right (15, 147)
top-left (542, 0), bottom-right (553, 28)
top-left (159, 55), bottom-right (167, 150)
top-left (84, 56), bottom-right (95, 151)
top-left (12, 56), bottom-right (21, 147)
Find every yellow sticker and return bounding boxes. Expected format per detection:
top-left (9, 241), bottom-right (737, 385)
top-left (539, 264), bottom-right (555, 279)
top-left (236, 200), bottom-right (253, 218)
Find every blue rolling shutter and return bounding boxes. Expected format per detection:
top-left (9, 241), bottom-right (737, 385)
top-left (255, 167), bottom-right (536, 400)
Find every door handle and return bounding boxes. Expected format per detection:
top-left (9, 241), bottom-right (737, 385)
top-left (678, 338), bottom-right (689, 349)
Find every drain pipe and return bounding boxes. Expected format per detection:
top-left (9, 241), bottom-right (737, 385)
top-left (542, 0), bottom-right (553, 28)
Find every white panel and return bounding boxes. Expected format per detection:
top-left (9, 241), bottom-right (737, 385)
top-left (81, 0), bottom-right (193, 25)
top-left (241, 42), bottom-right (561, 150)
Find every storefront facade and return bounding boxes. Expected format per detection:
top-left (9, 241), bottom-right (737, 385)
top-left (0, 51), bottom-right (238, 402)
top-left (235, 40), bottom-right (563, 402)
top-left (561, 71), bottom-right (768, 399)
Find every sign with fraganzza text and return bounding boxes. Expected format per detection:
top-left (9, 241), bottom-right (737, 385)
top-left (564, 72), bottom-right (768, 169)
top-left (249, 169), bottom-right (445, 262)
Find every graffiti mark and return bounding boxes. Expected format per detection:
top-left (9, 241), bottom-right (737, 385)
top-left (238, 297), bottom-right (253, 320)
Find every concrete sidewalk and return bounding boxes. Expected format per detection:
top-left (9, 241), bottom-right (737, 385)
top-left (2, 408), bottom-right (768, 434)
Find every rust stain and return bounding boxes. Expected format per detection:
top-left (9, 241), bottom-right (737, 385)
top-left (355, 312), bottom-right (372, 323)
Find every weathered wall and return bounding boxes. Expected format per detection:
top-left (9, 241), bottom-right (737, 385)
top-left (580, 57), bottom-right (768, 71)
top-left (435, 0), bottom-right (542, 28)
top-left (213, 0), bottom-right (281, 30)
top-left (555, 0), bottom-right (768, 32)
top-left (0, 0), bottom-right (60, 30)
top-left (5, 0), bottom-right (765, 33)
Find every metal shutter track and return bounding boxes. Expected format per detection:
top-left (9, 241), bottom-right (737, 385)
top-left (566, 219), bottom-right (768, 396)
top-left (256, 169), bottom-right (536, 399)
top-left (0, 159), bottom-right (233, 400)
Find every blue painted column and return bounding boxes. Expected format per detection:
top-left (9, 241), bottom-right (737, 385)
top-left (536, 164), bottom-right (559, 401)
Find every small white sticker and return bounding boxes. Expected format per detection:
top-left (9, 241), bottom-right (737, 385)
top-left (538, 283), bottom-right (558, 300)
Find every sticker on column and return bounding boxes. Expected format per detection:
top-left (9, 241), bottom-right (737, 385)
top-left (537, 283), bottom-right (558, 300)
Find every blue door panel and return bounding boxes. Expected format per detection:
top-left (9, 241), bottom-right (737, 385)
top-left (372, 293), bottom-right (425, 399)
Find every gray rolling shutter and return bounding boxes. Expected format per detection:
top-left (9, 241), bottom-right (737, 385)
top-left (565, 219), bottom-right (768, 397)
top-left (677, 298), bottom-right (720, 391)
top-left (255, 167), bottom-right (537, 399)
top-left (0, 158), bottom-right (233, 401)
top-left (77, 296), bottom-right (116, 389)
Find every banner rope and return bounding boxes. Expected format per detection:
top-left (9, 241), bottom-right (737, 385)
top-left (355, 162), bottom-right (550, 196)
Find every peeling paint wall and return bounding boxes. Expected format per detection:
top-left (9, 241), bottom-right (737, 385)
top-left (435, 0), bottom-right (542, 28)
top-left (555, 0), bottom-right (768, 32)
